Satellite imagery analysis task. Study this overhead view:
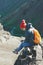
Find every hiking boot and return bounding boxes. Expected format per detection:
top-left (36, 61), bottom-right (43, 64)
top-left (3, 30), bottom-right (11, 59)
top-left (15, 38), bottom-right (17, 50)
top-left (13, 49), bottom-right (18, 54)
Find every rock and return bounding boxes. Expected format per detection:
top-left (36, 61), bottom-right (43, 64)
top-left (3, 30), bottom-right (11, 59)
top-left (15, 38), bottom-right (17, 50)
top-left (33, 45), bottom-right (42, 65)
top-left (0, 36), bottom-right (7, 43)
top-left (0, 23), bottom-right (3, 30)
top-left (34, 45), bottom-right (42, 61)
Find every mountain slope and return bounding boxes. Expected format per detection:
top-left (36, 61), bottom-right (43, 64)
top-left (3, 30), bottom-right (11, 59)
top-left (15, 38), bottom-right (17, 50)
top-left (0, 0), bottom-right (43, 36)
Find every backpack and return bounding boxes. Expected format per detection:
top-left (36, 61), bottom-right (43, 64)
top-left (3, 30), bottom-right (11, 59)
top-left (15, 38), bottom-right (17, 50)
top-left (33, 29), bottom-right (41, 44)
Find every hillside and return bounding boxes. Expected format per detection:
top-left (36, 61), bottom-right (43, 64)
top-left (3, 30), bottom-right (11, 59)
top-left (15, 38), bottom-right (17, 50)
top-left (0, 0), bottom-right (43, 36)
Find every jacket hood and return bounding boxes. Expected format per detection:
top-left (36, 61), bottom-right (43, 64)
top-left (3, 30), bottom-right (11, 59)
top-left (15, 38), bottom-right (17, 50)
top-left (26, 23), bottom-right (33, 30)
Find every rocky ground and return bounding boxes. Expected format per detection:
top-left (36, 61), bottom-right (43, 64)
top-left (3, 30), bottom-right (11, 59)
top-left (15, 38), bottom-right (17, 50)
top-left (0, 23), bottom-right (25, 65)
top-left (0, 23), bottom-right (43, 65)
